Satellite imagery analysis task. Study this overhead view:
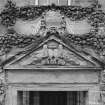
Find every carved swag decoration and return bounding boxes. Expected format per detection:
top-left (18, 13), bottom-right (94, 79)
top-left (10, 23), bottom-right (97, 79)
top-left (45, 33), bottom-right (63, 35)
top-left (0, 1), bottom-right (105, 105)
top-left (0, 0), bottom-right (102, 26)
top-left (0, 0), bottom-right (105, 58)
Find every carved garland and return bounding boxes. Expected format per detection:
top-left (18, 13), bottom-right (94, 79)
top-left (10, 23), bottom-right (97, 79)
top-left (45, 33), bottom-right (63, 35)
top-left (62, 33), bottom-right (105, 54)
top-left (0, 1), bottom-right (105, 104)
top-left (0, 32), bottom-right (44, 55)
top-left (0, 0), bottom-right (105, 56)
top-left (0, 0), bottom-right (102, 26)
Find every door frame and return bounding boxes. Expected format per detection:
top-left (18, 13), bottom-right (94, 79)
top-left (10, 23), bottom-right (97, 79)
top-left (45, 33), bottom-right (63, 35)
top-left (5, 83), bottom-right (98, 105)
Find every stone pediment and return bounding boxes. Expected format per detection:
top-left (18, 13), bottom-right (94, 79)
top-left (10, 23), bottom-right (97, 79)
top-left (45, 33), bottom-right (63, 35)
top-left (4, 36), bottom-right (101, 69)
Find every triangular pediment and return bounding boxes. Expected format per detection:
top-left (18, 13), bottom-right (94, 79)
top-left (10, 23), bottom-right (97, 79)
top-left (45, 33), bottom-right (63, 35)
top-left (4, 35), bottom-right (101, 69)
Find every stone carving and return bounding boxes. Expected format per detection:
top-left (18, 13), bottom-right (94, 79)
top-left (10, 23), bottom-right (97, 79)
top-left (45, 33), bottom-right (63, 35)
top-left (0, 0), bottom-right (105, 61)
top-left (19, 41), bottom-right (91, 67)
top-left (0, 0), bottom-right (100, 27)
top-left (40, 14), bottom-right (46, 30)
top-left (98, 27), bottom-right (105, 35)
top-left (60, 16), bottom-right (66, 31)
top-left (98, 25), bottom-right (105, 36)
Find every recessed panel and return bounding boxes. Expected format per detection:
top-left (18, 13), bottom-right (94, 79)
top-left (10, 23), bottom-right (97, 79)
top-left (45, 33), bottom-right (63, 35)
top-left (8, 70), bottom-right (99, 83)
top-left (13, 19), bottom-right (41, 35)
top-left (39, 0), bottom-right (48, 5)
top-left (71, 0), bottom-right (96, 7)
top-left (12, 0), bottom-right (35, 6)
top-left (66, 19), bottom-right (92, 35)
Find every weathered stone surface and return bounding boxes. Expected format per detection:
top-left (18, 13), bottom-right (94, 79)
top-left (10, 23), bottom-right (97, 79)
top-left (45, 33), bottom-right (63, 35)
top-left (0, 1), bottom-right (104, 105)
top-left (7, 70), bottom-right (99, 84)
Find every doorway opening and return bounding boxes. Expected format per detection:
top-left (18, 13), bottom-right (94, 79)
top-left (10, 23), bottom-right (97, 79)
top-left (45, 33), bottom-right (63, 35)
top-left (17, 91), bottom-right (88, 105)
